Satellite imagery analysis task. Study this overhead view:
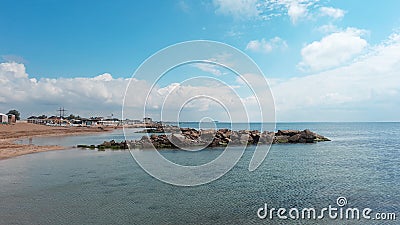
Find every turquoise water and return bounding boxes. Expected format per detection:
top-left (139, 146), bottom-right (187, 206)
top-left (1, 123), bottom-right (399, 224)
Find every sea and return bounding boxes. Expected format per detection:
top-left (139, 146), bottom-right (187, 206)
top-left (0, 122), bottom-right (399, 224)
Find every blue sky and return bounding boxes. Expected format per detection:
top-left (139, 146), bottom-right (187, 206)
top-left (1, 0), bottom-right (398, 78)
top-left (1, 0), bottom-right (400, 121)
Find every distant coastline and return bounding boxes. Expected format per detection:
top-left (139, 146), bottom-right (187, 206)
top-left (0, 122), bottom-right (118, 160)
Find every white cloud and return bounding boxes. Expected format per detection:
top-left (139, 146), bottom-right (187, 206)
top-left (0, 63), bottom-right (143, 118)
top-left (192, 63), bottom-right (224, 76)
top-left (2, 32), bottom-right (400, 122)
top-left (286, 1), bottom-right (308, 24)
top-left (177, 0), bottom-right (190, 13)
top-left (212, 1), bottom-right (345, 24)
top-left (92, 73), bottom-right (113, 81)
top-left (316, 24), bottom-right (340, 34)
top-left (319, 6), bottom-right (345, 19)
top-left (0, 62), bottom-right (252, 121)
top-left (212, 0), bottom-right (260, 19)
top-left (262, 0), bottom-right (319, 24)
top-left (0, 62), bottom-right (28, 79)
top-left (273, 31), bottom-right (400, 121)
top-left (246, 37), bottom-right (288, 53)
top-left (274, 1), bottom-right (345, 24)
top-left (299, 28), bottom-right (368, 71)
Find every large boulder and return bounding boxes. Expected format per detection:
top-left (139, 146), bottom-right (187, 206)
top-left (300, 129), bottom-right (317, 143)
top-left (259, 132), bottom-right (274, 144)
top-left (274, 135), bottom-right (289, 143)
top-left (288, 134), bottom-right (301, 143)
top-left (276, 130), bottom-right (300, 136)
top-left (239, 134), bottom-right (250, 145)
top-left (171, 134), bottom-right (193, 146)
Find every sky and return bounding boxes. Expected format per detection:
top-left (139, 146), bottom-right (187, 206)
top-left (1, 0), bottom-right (400, 122)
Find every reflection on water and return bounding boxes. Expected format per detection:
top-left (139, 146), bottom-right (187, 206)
top-left (1, 123), bottom-right (399, 224)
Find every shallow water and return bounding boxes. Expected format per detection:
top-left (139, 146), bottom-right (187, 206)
top-left (1, 123), bottom-right (399, 224)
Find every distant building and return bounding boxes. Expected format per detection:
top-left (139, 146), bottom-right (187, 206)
top-left (70, 118), bottom-right (99, 127)
top-left (122, 119), bottom-right (136, 125)
top-left (27, 116), bottom-right (63, 125)
top-left (98, 118), bottom-right (120, 126)
top-left (143, 117), bottom-right (152, 124)
top-left (0, 113), bottom-right (8, 124)
top-left (133, 119), bottom-right (142, 124)
top-left (7, 114), bottom-right (16, 124)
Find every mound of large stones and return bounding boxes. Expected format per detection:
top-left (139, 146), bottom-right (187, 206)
top-left (78, 128), bottom-right (330, 150)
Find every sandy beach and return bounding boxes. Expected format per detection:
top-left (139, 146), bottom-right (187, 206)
top-left (0, 122), bottom-right (115, 160)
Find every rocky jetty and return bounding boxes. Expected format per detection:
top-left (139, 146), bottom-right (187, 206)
top-left (77, 128), bottom-right (330, 150)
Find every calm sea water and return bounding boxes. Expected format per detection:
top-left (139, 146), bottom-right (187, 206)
top-left (1, 123), bottom-right (399, 224)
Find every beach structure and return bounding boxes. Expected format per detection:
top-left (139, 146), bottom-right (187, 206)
top-left (27, 114), bottom-right (124, 127)
top-left (27, 116), bottom-right (64, 125)
top-left (70, 118), bottom-right (100, 127)
top-left (98, 118), bottom-right (120, 126)
top-left (133, 119), bottom-right (142, 124)
top-left (143, 117), bottom-right (153, 124)
top-left (28, 116), bottom-right (51, 125)
top-left (0, 113), bottom-right (8, 124)
top-left (7, 114), bottom-right (16, 124)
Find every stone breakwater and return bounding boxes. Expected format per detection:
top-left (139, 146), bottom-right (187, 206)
top-left (77, 128), bottom-right (330, 150)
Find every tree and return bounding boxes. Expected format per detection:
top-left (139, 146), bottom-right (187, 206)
top-left (67, 114), bottom-right (81, 120)
top-left (7, 109), bottom-right (20, 120)
top-left (38, 115), bottom-right (47, 119)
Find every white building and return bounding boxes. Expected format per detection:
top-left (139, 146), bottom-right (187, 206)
top-left (143, 117), bottom-right (152, 124)
top-left (0, 113), bottom-right (8, 124)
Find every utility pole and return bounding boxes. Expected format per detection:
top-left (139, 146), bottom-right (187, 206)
top-left (57, 107), bottom-right (67, 119)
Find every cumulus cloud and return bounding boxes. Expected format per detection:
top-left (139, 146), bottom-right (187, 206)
top-left (273, 32), bottom-right (400, 121)
top-left (0, 63), bottom-right (143, 118)
top-left (212, 0), bottom-right (260, 19)
top-left (1, 32), bottom-right (400, 122)
top-left (273, 1), bottom-right (345, 24)
top-left (286, 0), bottom-right (309, 24)
top-left (212, 1), bottom-right (345, 24)
top-left (262, 0), bottom-right (319, 24)
top-left (319, 6), bottom-right (345, 20)
top-left (0, 62), bottom-right (257, 121)
top-left (316, 24), bottom-right (340, 34)
top-left (298, 28), bottom-right (368, 71)
top-left (191, 63), bottom-right (224, 76)
top-left (246, 37), bottom-right (288, 53)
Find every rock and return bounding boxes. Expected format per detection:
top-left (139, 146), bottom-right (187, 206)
top-left (141, 136), bottom-right (150, 141)
top-left (171, 134), bottom-right (192, 146)
top-left (142, 142), bottom-right (154, 149)
top-left (239, 134), bottom-right (250, 145)
top-left (103, 141), bottom-right (112, 147)
top-left (300, 129), bottom-right (317, 143)
top-left (276, 130), bottom-right (300, 136)
top-left (79, 128), bottom-right (330, 150)
top-left (274, 135), bottom-right (289, 143)
top-left (150, 134), bottom-right (157, 140)
top-left (288, 134), bottom-right (301, 143)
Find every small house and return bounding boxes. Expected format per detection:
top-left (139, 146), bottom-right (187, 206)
top-left (8, 114), bottom-right (16, 124)
top-left (0, 113), bottom-right (9, 124)
top-left (143, 117), bottom-right (152, 124)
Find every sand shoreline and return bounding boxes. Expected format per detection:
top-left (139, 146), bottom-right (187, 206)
top-left (0, 123), bottom-right (116, 160)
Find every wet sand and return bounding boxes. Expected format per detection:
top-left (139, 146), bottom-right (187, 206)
top-left (0, 122), bottom-right (115, 160)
